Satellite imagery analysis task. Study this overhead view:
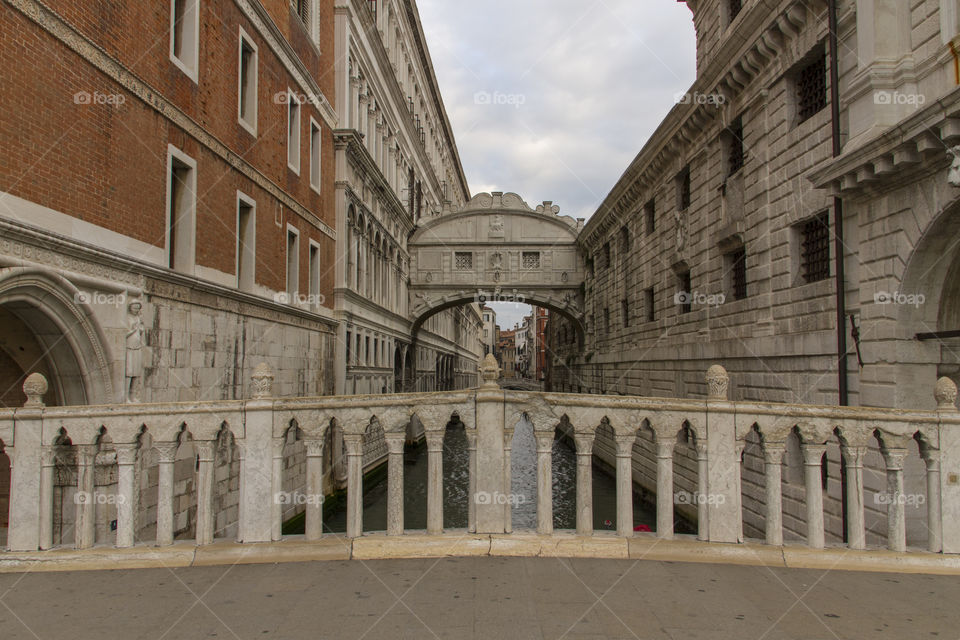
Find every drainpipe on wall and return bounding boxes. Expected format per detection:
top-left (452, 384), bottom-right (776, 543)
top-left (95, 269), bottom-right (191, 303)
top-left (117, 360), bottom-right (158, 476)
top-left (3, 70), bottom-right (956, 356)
top-left (829, 0), bottom-right (848, 406)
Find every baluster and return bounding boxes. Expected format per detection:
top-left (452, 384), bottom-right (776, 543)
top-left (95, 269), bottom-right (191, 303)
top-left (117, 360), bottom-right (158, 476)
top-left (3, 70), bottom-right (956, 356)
top-left (882, 447), bottom-right (908, 552)
top-left (155, 442), bottom-right (178, 546)
top-left (344, 433), bottom-right (364, 538)
top-left (385, 433), bottom-right (405, 536)
top-left (503, 426), bottom-right (515, 534)
top-left (655, 439), bottom-right (674, 539)
top-left (762, 442), bottom-right (785, 546)
top-left (574, 431), bottom-right (595, 536)
top-left (535, 430), bottom-right (554, 535)
top-left (39, 447), bottom-right (55, 550)
top-left (75, 444), bottom-right (97, 549)
top-left (922, 448), bottom-right (942, 553)
top-left (115, 444), bottom-right (138, 548)
top-left (840, 444), bottom-right (866, 550)
top-left (272, 438), bottom-right (284, 541)
top-left (425, 430), bottom-right (445, 535)
top-left (695, 439), bottom-right (710, 541)
top-left (466, 429), bottom-right (477, 533)
top-left (304, 438), bottom-right (325, 541)
top-left (614, 433), bottom-right (635, 537)
top-left (195, 442), bottom-right (215, 546)
top-left (801, 443), bottom-right (826, 549)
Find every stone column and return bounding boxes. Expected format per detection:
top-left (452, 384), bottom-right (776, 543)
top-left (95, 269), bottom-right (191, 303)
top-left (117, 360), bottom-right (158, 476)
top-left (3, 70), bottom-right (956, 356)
top-left (155, 442), bottom-right (178, 546)
top-left (39, 447), bottom-right (55, 550)
top-left (385, 433), bottom-right (405, 536)
top-left (304, 438), bottom-right (325, 541)
top-left (195, 442), bottom-right (215, 546)
top-left (475, 356), bottom-right (506, 533)
top-left (882, 448), bottom-right (908, 552)
top-left (535, 431), bottom-right (554, 535)
top-left (801, 443), bottom-right (827, 549)
top-left (425, 429), bottom-right (445, 535)
top-left (922, 448), bottom-right (942, 553)
top-left (840, 444), bottom-right (867, 550)
top-left (465, 429), bottom-right (477, 533)
top-left (115, 444), bottom-right (138, 548)
top-left (695, 440), bottom-right (710, 541)
top-left (271, 438), bottom-right (284, 541)
top-left (344, 433), bottom-right (364, 539)
top-left (574, 432), bottom-right (595, 536)
top-left (655, 439), bottom-right (674, 540)
top-left (75, 445), bottom-right (97, 549)
top-left (763, 443), bottom-right (786, 546)
top-left (503, 426), bottom-right (515, 534)
top-left (935, 377), bottom-right (960, 553)
top-left (7, 374), bottom-right (46, 552)
top-left (238, 363), bottom-right (276, 544)
top-left (704, 365), bottom-right (741, 543)
top-left (614, 433), bottom-right (635, 537)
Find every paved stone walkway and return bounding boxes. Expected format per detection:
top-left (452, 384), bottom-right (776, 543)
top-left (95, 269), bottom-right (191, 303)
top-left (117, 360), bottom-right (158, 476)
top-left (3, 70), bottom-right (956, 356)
top-left (0, 556), bottom-right (956, 639)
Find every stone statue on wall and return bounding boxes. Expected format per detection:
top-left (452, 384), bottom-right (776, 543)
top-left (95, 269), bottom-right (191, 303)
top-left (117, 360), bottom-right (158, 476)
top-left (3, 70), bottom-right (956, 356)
top-left (949, 147), bottom-right (960, 187)
top-left (125, 299), bottom-right (145, 403)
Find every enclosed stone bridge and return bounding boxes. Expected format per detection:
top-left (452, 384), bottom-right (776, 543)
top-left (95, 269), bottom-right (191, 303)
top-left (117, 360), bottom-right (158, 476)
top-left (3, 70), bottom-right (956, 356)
top-left (408, 192), bottom-right (586, 336)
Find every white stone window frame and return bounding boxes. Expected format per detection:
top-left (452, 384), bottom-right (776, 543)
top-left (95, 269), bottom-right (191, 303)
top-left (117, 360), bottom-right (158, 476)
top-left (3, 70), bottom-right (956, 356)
top-left (309, 117), bottom-right (322, 194)
top-left (308, 238), bottom-right (323, 311)
top-left (237, 26), bottom-right (259, 138)
top-left (287, 89), bottom-right (302, 175)
top-left (169, 0), bottom-right (200, 83)
top-left (236, 191), bottom-right (257, 292)
top-left (285, 223), bottom-right (301, 301)
top-left (165, 144), bottom-right (198, 275)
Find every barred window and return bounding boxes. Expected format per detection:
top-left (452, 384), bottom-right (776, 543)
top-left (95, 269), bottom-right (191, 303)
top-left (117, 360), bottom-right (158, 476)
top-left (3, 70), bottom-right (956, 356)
top-left (801, 212), bottom-right (831, 283)
top-left (796, 51), bottom-right (827, 124)
top-left (621, 298), bottom-right (629, 328)
top-left (677, 167), bottom-right (691, 211)
top-left (729, 248), bottom-right (747, 300)
top-left (603, 242), bottom-right (611, 268)
top-left (294, 0), bottom-right (309, 24)
top-left (726, 117), bottom-right (744, 177)
top-left (677, 271), bottom-right (692, 314)
top-left (619, 226), bottom-right (630, 254)
top-left (604, 308), bottom-right (610, 333)
top-left (522, 251), bottom-right (540, 270)
top-left (645, 199), bottom-right (655, 235)
top-left (644, 287), bottom-right (655, 322)
top-left (455, 252), bottom-right (473, 270)
top-left (729, 0), bottom-right (742, 22)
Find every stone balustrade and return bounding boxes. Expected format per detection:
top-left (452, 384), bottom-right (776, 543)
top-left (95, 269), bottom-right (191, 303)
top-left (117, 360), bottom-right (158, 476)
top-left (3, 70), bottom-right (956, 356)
top-left (1, 359), bottom-right (958, 557)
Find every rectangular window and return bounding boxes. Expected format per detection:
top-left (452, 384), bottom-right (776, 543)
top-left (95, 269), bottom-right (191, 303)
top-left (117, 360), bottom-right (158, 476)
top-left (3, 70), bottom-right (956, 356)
top-left (796, 50), bottom-right (828, 124)
top-left (644, 287), bottom-right (655, 322)
top-left (166, 146), bottom-right (196, 273)
top-left (286, 226), bottom-right (300, 299)
top-left (455, 252), bottom-right (473, 270)
top-left (170, 0), bottom-right (199, 81)
top-left (728, 247), bottom-right (747, 300)
top-left (294, 0), bottom-right (309, 25)
top-left (676, 167), bottom-right (691, 211)
top-left (287, 91), bottom-right (301, 174)
top-left (729, 0), bottom-right (742, 23)
top-left (619, 226), bottom-right (630, 254)
top-left (800, 211), bottom-right (831, 283)
top-left (621, 298), bottom-right (629, 328)
top-left (522, 252), bottom-right (541, 270)
top-left (309, 240), bottom-right (321, 309)
top-left (346, 331), bottom-right (352, 365)
top-left (604, 308), bottom-right (611, 333)
top-left (726, 116), bottom-right (744, 177)
top-left (603, 242), bottom-right (611, 268)
top-left (309, 119), bottom-right (321, 193)
top-left (644, 199), bottom-right (655, 235)
top-left (677, 271), bottom-right (692, 314)
top-left (236, 193), bottom-right (256, 292)
top-left (238, 29), bottom-right (258, 136)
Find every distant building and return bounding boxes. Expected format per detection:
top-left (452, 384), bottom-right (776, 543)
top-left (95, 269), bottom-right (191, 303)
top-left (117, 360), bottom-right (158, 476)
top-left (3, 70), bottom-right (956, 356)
top-left (481, 306), bottom-right (497, 357)
top-left (498, 329), bottom-right (516, 379)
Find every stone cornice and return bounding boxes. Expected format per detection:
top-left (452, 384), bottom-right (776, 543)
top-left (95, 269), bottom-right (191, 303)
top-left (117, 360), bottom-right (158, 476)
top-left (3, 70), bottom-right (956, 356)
top-left (5, 0), bottom-right (335, 241)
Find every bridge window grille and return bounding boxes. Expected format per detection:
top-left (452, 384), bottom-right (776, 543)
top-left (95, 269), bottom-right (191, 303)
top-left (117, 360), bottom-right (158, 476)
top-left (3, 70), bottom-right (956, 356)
top-left (796, 51), bottom-right (827, 124)
top-left (729, 248), bottom-right (747, 300)
top-left (522, 251), bottom-right (540, 270)
top-left (455, 252), bottom-right (473, 270)
top-left (800, 211), bottom-right (831, 283)
top-left (726, 117), bottom-right (744, 177)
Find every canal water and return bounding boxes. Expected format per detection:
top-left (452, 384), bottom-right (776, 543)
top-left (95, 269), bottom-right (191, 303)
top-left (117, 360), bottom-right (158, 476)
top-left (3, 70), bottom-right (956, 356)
top-left (322, 416), bottom-right (659, 533)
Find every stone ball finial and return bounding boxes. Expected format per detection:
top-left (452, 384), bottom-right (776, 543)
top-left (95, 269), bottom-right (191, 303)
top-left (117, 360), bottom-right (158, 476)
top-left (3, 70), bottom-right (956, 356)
top-left (935, 377), bottom-right (958, 410)
top-left (705, 364), bottom-right (730, 400)
top-left (480, 353), bottom-right (501, 386)
top-left (23, 372), bottom-right (48, 407)
top-left (251, 362), bottom-right (275, 399)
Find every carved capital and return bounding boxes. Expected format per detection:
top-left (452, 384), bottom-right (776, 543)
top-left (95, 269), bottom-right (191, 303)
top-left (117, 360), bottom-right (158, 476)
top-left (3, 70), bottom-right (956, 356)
top-left (385, 434), bottom-right (406, 455)
top-left (614, 433), bottom-right (636, 457)
top-left (573, 432), bottom-right (595, 455)
top-left (115, 444), bottom-right (138, 466)
top-left (425, 430), bottom-right (445, 452)
top-left (800, 443), bottom-right (827, 465)
top-left (195, 442), bottom-right (215, 463)
top-left (251, 362), bottom-right (275, 399)
top-left (763, 442), bottom-right (785, 465)
top-left (304, 438), bottom-right (325, 457)
top-left (840, 444), bottom-right (867, 468)
top-left (343, 433), bottom-right (364, 456)
top-left (656, 440), bottom-right (675, 459)
top-left (154, 442), bottom-right (179, 463)
top-left (882, 448), bottom-right (908, 471)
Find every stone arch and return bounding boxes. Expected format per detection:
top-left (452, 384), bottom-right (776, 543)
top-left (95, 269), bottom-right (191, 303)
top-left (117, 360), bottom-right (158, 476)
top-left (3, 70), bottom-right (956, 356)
top-left (0, 267), bottom-right (114, 405)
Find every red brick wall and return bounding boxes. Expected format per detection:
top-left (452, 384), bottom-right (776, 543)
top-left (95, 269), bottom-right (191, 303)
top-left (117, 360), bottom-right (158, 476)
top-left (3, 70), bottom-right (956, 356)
top-left (0, 0), bottom-right (336, 301)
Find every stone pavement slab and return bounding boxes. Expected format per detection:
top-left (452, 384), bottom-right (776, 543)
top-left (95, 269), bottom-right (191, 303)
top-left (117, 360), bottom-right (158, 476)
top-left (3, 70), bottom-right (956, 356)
top-left (0, 556), bottom-right (958, 639)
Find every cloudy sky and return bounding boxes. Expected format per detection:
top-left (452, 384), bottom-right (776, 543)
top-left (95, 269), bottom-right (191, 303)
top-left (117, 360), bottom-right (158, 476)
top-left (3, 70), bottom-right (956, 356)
top-left (416, 0), bottom-right (699, 329)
